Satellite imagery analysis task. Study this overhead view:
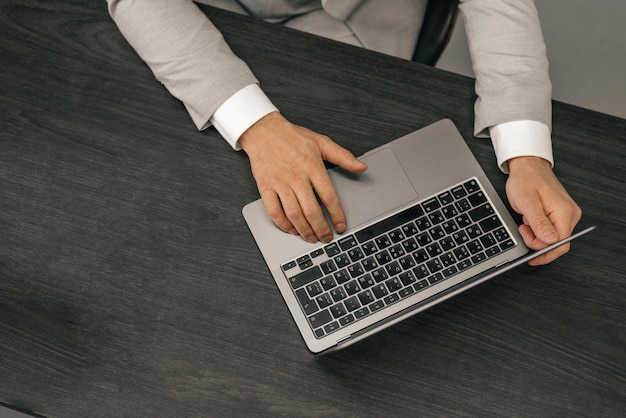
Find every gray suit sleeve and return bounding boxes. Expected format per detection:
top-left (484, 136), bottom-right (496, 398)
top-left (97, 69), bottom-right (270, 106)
top-left (459, 0), bottom-right (552, 137)
top-left (107, 0), bottom-right (258, 130)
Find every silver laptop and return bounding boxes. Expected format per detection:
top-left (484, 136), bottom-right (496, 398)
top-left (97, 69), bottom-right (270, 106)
top-left (243, 119), bottom-right (593, 354)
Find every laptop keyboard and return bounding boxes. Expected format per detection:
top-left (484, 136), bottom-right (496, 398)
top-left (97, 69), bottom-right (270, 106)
top-left (281, 178), bottom-right (515, 339)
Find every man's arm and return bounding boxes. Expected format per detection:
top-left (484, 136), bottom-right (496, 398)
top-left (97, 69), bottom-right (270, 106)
top-left (107, 0), bottom-right (366, 243)
top-left (460, 0), bottom-right (581, 264)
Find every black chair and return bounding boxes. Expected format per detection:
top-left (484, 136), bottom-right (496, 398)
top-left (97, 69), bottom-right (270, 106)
top-left (413, 0), bottom-right (459, 65)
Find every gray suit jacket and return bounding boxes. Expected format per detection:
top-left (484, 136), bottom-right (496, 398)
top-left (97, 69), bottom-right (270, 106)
top-left (107, 0), bottom-right (552, 138)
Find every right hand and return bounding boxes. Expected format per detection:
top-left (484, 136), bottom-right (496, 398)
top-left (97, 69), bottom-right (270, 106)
top-left (239, 112), bottom-right (367, 244)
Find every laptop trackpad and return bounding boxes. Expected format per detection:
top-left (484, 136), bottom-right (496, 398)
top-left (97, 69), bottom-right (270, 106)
top-left (327, 147), bottom-right (418, 230)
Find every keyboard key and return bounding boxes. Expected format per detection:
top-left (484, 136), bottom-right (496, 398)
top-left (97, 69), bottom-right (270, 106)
top-left (344, 296), bottom-right (361, 312)
top-left (500, 239), bottom-right (515, 250)
top-left (425, 243), bottom-right (443, 258)
top-left (399, 287), bottom-right (415, 298)
top-left (362, 240), bottom-right (378, 255)
top-left (492, 227), bottom-right (510, 242)
top-left (354, 307), bottom-right (370, 319)
top-left (316, 293), bottom-right (333, 309)
top-left (320, 276), bottom-right (337, 291)
top-left (455, 199), bottom-right (471, 213)
top-left (320, 259), bottom-right (337, 275)
top-left (385, 277), bottom-right (403, 292)
top-left (416, 232), bottom-right (432, 246)
top-left (427, 258), bottom-right (444, 273)
top-left (333, 269), bottom-right (350, 284)
top-left (344, 280), bottom-right (361, 295)
top-left (412, 264), bottom-right (429, 280)
top-left (282, 260), bottom-right (297, 271)
top-left (295, 288), bottom-right (319, 315)
top-left (324, 321), bottom-right (340, 333)
top-left (314, 328), bottom-right (325, 338)
top-left (402, 222), bottom-right (418, 237)
top-left (347, 263), bottom-right (364, 278)
top-left (457, 259), bottom-right (472, 271)
top-left (441, 204), bottom-right (458, 219)
top-left (451, 185), bottom-right (467, 199)
top-left (388, 228), bottom-right (405, 243)
top-left (369, 300), bottom-right (385, 312)
top-left (438, 191), bottom-right (454, 205)
top-left (466, 239), bottom-right (484, 254)
top-left (399, 271), bottom-right (416, 286)
top-left (334, 253), bottom-right (350, 268)
top-left (485, 246), bottom-right (501, 257)
top-left (414, 280), bottom-right (429, 291)
top-left (330, 287), bottom-right (346, 302)
top-left (296, 254), bottom-right (312, 268)
top-left (453, 246), bottom-right (470, 261)
top-left (372, 284), bottom-right (389, 299)
top-left (469, 203), bottom-right (495, 222)
top-left (371, 267), bottom-right (389, 283)
top-left (310, 248), bottom-right (325, 258)
top-left (338, 235), bottom-right (358, 251)
top-left (466, 224), bottom-right (483, 238)
top-left (375, 235), bottom-right (392, 249)
top-left (415, 216), bottom-right (432, 231)
top-left (423, 197), bottom-right (441, 212)
top-left (428, 210), bottom-right (445, 225)
top-left (358, 290), bottom-right (375, 305)
top-left (428, 273), bottom-right (444, 285)
top-left (412, 249), bottom-right (429, 264)
top-left (480, 233), bottom-right (497, 248)
top-left (442, 266), bottom-right (458, 277)
top-left (385, 261), bottom-right (402, 276)
top-left (361, 257), bottom-right (378, 271)
top-left (402, 237), bottom-right (419, 252)
top-left (308, 309), bottom-right (332, 328)
top-left (347, 247), bottom-right (365, 262)
top-left (399, 255), bottom-right (416, 270)
top-left (330, 303), bottom-right (347, 319)
top-left (440, 236), bottom-right (456, 251)
top-left (383, 293), bottom-right (400, 305)
top-left (456, 213), bottom-right (472, 227)
top-left (289, 266), bottom-right (323, 289)
top-left (467, 191), bottom-right (487, 206)
top-left (339, 314), bottom-right (356, 326)
top-left (324, 242), bottom-right (341, 257)
top-left (388, 244), bottom-right (405, 259)
top-left (464, 179), bottom-right (480, 193)
top-left (479, 215), bottom-right (502, 232)
top-left (357, 274), bottom-right (375, 288)
top-left (374, 250), bottom-right (392, 265)
top-left (305, 282), bottom-right (323, 297)
top-left (471, 252), bottom-right (487, 264)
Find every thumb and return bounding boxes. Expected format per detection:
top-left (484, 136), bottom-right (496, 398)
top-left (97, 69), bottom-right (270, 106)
top-left (318, 136), bottom-right (367, 173)
top-left (522, 198), bottom-right (559, 245)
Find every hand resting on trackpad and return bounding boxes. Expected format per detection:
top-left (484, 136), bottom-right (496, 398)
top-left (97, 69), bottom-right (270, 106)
top-left (326, 147), bottom-right (419, 231)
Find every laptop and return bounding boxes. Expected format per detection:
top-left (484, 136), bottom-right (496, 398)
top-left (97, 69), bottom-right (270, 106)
top-left (242, 119), bottom-right (594, 354)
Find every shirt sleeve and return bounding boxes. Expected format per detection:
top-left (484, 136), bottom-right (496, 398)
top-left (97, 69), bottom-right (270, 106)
top-left (209, 84), bottom-right (279, 150)
top-left (489, 120), bottom-right (554, 174)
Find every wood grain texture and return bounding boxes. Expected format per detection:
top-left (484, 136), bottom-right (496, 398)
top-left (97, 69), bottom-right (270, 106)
top-left (1, 1), bottom-right (625, 417)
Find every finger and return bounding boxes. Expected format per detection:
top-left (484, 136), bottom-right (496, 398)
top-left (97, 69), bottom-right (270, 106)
top-left (519, 223), bottom-right (570, 266)
top-left (317, 136), bottom-right (367, 173)
top-left (259, 189), bottom-right (297, 235)
top-left (279, 188), bottom-right (319, 243)
top-left (292, 186), bottom-right (334, 243)
top-left (519, 196), bottom-right (560, 246)
top-left (310, 170), bottom-right (347, 235)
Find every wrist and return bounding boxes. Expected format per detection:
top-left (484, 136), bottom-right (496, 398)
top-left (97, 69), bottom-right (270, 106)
top-left (507, 156), bottom-right (552, 172)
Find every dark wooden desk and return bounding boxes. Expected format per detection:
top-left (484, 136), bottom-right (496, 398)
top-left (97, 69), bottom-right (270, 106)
top-left (1, 1), bottom-right (625, 417)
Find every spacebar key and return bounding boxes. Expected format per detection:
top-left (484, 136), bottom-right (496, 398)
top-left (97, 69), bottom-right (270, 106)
top-left (288, 265), bottom-right (323, 289)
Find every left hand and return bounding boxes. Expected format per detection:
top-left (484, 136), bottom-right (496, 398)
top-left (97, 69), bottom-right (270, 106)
top-left (505, 156), bottom-right (582, 266)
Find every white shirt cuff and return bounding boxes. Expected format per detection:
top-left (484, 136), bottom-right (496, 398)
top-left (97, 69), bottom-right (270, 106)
top-left (209, 84), bottom-right (279, 150)
top-left (489, 120), bottom-right (554, 174)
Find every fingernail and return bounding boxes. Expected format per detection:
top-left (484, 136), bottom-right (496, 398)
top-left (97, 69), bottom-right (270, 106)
top-left (288, 228), bottom-right (298, 235)
top-left (304, 235), bottom-right (318, 244)
top-left (321, 234), bottom-right (333, 244)
top-left (543, 229), bottom-right (558, 243)
top-left (335, 223), bottom-right (346, 233)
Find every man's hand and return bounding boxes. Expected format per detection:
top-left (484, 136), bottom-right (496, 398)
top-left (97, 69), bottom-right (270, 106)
top-left (505, 156), bottom-right (582, 266)
top-left (239, 112), bottom-right (367, 244)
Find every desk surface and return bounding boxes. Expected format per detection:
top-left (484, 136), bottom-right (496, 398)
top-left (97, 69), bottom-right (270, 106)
top-left (1, 1), bottom-right (625, 417)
